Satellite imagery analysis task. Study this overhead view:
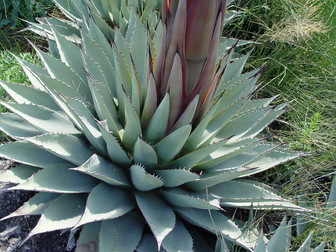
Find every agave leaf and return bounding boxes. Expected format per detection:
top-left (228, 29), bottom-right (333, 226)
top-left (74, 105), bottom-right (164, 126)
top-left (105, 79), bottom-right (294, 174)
top-left (175, 208), bottom-right (252, 250)
top-left (28, 17), bottom-right (81, 43)
top-left (243, 147), bottom-right (302, 175)
top-left (75, 182), bottom-right (134, 227)
top-left (130, 54), bottom-right (141, 115)
top-left (188, 146), bottom-right (301, 189)
top-left (99, 212), bottom-right (144, 252)
top-left (51, 27), bottom-right (86, 81)
top-left (201, 87), bottom-right (259, 146)
top-left (75, 222), bottom-right (100, 252)
top-left (166, 54), bottom-right (183, 128)
top-left (235, 107), bottom-right (287, 140)
top-left (83, 0), bottom-right (105, 19)
top-left (95, 121), bottom-right (131, 166)
top-left (155, 169), bottom-right (199, 187)
top-left (72, 154), bottom-right (131, 187)
top-left (326, 176), bottom-right (336, 209)
top-left (130, 164), bottom-right (164, 191)
top-left (136, 234), bottom-right (160, 252)
top-left (183, 100), bottom-right (220, 151)
top-left (86, 17), bottom-right (115, 66)
top-left (162, 220), bottom-right (193, 252)
top-left (150, 21), bottom-right (163, 65)
top-left (207, 179), bottom-right (301, 210)
top-left (0, 142), bottom-right (71, 168)
top-left (154, 124), bottom-right (191, 164)
top-left (9, 165), bottom-right (98, 193)
top-left (135, 192), bottom-right (176, 249)
top-left (0, 165), bottom-right (39, 184)
top-left (12, 56), bottom-right (49, 90)
top-left (140, 0), bottom-right (157, 23)
top-left (31, 44), bottom-right (90, 102)
top-left (0, 81), bottom-right (59, 111)
top-left (1, 192), bottom-right (60, 221)
top-left (172, 94), bottom-right (199, 131)
top-left (22, 194), bottom-right (86, 244)
top-left (169, 137), bottom-right (233, 171)
top-left (217, 105), bottom-right (288, 141)
top-left (0, 102), bottom-right (81, 135)
top-left (90, 10), bottom-right (114, 40)
top-left (144, 93), bottom-right (170, 144)
top-left (253, 234), bottom-right (268, 252)
top-left (296, 231), bottom-right (314, 252)
top-left (236, 96), bottom-right (279, 113)
top-left (71, 0), bottom-right (90, 19)
top-left (24, 133), bottom-right (94, 166)
top-left (189, 228), bottom-right (215, 252)
top-left (267, 216), bottom-right (291, 252)
top-left (113, 29), bottom-right (133, 95)
top-left (54, 94), bottom-right (107, 155)
top-left (215, 68), bottom-right (261, 100)
top-left (122, 94), bottom-right (142, 150)
top-left (52, 0), bottom-right (81, 21)
top-left (86, 73), bottom-right (122, 137)
top-left (221, 51), bottom-right (252, 83)
top-left (140, 73), bottom-right (157, 128)
top-left (126, 13), bottom-right (147, 88)
top-left (133, 138), bottom-right (158, 170)
top-left (215, 237), bottom-right (230, 252)
top-left (201, 143), bottom-right (300, 173)
top-left (82, 56), bottom-right (121, 137)
top-left (33, 73), bottom-right (93, 112)
top-left (312, 241), bottom-right (327, 252)
top-left (196, 138), bottom-right (262, 170)
top-left (81, 29), bottom-right (116, 92)
top-left (160, 188), bottom-right (221, 210)
top-left (0, 113), bottom-right (41, 139)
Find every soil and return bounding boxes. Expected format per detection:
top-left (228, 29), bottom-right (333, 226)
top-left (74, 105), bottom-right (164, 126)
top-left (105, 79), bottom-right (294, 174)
top-left (0, 160), bottom-right (75, 252)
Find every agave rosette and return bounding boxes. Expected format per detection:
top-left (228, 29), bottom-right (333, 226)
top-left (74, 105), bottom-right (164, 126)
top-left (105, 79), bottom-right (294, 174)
top-left (0, 0), bottom-right (305, 251)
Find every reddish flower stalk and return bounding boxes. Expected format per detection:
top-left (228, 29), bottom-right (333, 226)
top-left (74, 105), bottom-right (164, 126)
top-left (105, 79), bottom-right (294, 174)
top-left (154, 0), bottom-right (227, 130)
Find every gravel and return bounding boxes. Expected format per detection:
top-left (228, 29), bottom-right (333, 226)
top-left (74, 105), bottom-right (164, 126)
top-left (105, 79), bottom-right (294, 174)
top-left (0, 160), bottom-right (75, 252)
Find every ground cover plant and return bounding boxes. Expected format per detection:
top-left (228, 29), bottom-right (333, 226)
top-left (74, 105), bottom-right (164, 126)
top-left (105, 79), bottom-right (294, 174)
top-left (0, 0), bottom-right (334, 251)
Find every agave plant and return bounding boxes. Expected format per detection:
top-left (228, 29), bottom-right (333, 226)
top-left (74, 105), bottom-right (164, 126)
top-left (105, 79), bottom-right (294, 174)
top-left (0, 0), bottom-right (314, 251)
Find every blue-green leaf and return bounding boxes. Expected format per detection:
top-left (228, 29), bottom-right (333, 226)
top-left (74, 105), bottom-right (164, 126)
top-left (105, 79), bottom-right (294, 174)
top-left (130, 164), bottom-right (163, 191)
top-left (23, 194), bottom-right (86, 243)
top-left (0, 142), bottom-right (71, 168)
top-left (9, 165), bottom-right (98, 193)
top-left (154, 124), bottom-right (191, 164)
top-left (135, 192), bottom-right (176, 249)
top-left (72, 154), bottom-right (131, 187)
top-left (99, 212), bottom-right (144, 252)
top-left (0, 102), bottom-right (80, 135)
top-left (76, 222), bottom-right (100, 252)
top-left (175, 208), bottom-right (251, 250)
top-left (1, 192), bottom-right (59, 221)
top-left (155, 169), bottom-right (199, 187)
top-left (25, 134), bottom-right (94, 166)
top-left (75, 182), bottom-right (134, 227)
top-left (0, 165), bottom-right (39, 184)
top-left (162, 220), bottom-right (193, 252)
top-left (133, 138), bottom-right (158, 170)
top-left (0, 113), bottom-right (41, 139)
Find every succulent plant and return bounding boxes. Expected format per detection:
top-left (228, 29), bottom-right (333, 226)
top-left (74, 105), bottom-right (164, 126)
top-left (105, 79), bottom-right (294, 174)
top-left (0, 0), bottom-right (324, 251)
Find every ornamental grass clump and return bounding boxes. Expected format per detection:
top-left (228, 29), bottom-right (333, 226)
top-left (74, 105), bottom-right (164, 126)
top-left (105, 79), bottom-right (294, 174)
top-left (0, 0), bottom-right (325, 251)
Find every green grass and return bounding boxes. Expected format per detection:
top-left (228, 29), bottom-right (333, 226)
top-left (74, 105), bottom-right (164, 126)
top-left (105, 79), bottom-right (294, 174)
top-left (226, 0), bottom-right (336, 249)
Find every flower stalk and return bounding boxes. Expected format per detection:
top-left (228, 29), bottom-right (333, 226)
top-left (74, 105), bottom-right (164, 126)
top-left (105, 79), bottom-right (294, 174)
top-left (154, 0), bottom-right (228, 131)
